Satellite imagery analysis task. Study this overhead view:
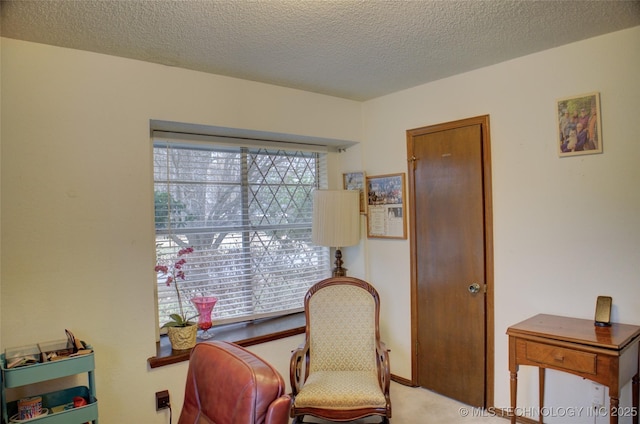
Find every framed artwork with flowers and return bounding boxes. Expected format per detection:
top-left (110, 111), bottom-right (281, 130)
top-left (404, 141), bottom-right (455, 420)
top-left (557, 91), bottom-right (602, 157)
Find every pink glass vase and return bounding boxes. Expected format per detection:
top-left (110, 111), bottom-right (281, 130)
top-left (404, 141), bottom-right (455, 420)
top-left (191, 296), bottom-right (218, 340)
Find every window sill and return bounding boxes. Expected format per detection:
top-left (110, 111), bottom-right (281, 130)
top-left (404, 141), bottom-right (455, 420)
top-left (147, 312), bottom-right (306, 369)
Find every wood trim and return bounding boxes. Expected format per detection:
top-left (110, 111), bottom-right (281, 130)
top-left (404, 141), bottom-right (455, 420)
top-left (406, 115), bottom-right (494, 407)
top-left (148, 312), bottom-right (305, 368)
top-left (390, 374), bottom-right (415, 387)
top-left (482, 115), bottom-right (495, 408)
top-left (407, 126), bottom-right (420, 386)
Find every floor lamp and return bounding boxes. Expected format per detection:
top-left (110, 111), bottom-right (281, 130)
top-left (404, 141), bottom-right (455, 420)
top-left (312, 189), bottom-right (360, 277)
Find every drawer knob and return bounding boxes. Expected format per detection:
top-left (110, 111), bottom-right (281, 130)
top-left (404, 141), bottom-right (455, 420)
top-left (554, 355), bottom-right (565, 362)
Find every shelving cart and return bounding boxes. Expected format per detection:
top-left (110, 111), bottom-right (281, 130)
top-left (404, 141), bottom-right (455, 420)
top-left (1, 349), bottom-right (97, 424)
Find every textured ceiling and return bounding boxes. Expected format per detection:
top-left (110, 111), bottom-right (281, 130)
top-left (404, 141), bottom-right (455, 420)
top-left (2, 0), bottom-right (639, 101)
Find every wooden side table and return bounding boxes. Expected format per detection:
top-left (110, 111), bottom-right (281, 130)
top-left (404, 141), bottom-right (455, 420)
top-left (507, 314), bottom-right (640, 424)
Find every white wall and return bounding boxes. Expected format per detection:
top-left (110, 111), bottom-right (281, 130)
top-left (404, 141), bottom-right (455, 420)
top-left (2, 25), bottom-right (639, 424)
top-left (0, 38), bottom-right (359, 423)
top-left (361, 26), bottom-right (640, 423)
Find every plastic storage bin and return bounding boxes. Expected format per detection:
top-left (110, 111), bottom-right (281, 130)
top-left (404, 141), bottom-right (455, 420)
top-left (6, 386), bottom-right (97, 424)
top-left (4, 345), bottom-right (41, 370)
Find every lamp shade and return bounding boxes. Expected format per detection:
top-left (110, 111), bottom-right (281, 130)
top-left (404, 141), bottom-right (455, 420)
top-left (312, 190), bottom-right (360, 248)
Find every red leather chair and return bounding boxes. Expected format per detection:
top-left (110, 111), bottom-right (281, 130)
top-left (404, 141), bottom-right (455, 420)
top-left (178, 341), bottom-right (291, 424)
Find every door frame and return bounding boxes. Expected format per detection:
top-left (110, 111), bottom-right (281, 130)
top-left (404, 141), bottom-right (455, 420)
top-left (406, 115), bottom-right (495, 407)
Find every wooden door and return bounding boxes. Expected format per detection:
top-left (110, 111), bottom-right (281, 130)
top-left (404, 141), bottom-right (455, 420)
top-left (407, 116), bottom-right (494, 408)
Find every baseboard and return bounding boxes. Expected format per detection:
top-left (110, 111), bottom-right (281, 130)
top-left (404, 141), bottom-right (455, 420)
top-left (390, 374), bottom-right (415, 387)
top-left (490, 408), bottom-right (540, 424)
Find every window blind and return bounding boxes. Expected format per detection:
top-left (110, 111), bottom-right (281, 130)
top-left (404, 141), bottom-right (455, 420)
top-left (153, 138), bottom-right (330, 327)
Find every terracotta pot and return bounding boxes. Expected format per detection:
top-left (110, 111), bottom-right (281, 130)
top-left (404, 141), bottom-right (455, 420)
top-left (167, 324), bottom-right (197, 350)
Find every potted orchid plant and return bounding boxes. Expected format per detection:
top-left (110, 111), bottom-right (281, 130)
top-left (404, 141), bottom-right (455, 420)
top-left (155, 246), bottom-right (199, 349)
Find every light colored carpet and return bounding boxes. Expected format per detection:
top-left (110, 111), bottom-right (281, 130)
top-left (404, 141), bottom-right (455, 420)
top-left (296, 381), bottom-right (507, 423)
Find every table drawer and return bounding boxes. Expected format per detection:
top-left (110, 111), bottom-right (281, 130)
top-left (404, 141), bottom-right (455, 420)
top-left (525, 341), bottom-right (597, 375)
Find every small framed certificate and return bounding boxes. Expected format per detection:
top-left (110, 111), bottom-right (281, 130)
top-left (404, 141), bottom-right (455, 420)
top-left (365, 173), bottom-right (406, 239)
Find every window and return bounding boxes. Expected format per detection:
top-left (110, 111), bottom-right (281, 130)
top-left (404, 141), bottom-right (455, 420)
top-left (153, 138), bottom-right (330, 328)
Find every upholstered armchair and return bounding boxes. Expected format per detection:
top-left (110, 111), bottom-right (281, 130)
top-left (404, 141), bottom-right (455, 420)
top-left (289, 277), bottom-right (391, 423)
top-left (178, 341), bottom-right (291, 424)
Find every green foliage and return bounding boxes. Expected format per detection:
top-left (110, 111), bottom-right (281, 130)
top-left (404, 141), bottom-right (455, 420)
top-left (161, 313), bottom-right (198, 328)
top-left (559, 96), bottom-right (595, 117)
top-left (154, 191), bottom-right (187, 230)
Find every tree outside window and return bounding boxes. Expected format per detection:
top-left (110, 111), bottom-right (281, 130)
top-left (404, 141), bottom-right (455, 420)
top-left (154, 143), bottom-right (329, 329)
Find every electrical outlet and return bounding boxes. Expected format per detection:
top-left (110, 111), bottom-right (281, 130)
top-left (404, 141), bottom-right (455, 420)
top-left (156, 390), bottom-right (170, 411)
top-left (590, 382), bottom-right (604, 407)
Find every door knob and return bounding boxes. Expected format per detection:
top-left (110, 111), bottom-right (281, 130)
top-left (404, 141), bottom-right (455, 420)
top-left (468, 283), bottom-right (481, 294)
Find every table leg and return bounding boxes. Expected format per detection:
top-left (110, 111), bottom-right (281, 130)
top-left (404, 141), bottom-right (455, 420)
top-left (510, 371), bottom-right (517, 424)
top-left (539, 368), bottom-right (545, 424)
top-left (610, 396), bottom-right (619, 424)
top-left (632, 373), bottom-right (638, 424)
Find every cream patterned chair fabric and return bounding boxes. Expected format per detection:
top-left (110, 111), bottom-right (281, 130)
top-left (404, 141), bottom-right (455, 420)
top-left (290, 277), bottom-right (391, 423)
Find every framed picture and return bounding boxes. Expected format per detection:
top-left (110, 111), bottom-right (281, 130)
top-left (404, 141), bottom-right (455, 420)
top-left (366, 173), bottom-right (407, 239)
top-left (343, 171), bottom-right (366, 213)
top-left (557, 91), bottom-right (602, 157)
